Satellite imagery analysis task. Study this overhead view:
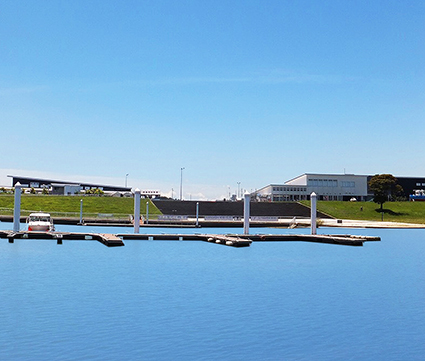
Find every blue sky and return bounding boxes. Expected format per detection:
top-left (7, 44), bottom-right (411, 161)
top-left (1, 1), bottom-right (424, 199)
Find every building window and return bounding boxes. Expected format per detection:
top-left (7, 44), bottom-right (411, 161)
top-left (342, 181), bottom-right (355, 188)
top-left (309, 179), bottom-right (339, 187)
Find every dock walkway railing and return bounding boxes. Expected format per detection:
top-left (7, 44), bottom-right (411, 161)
top-left (0, 208), bottom-right (132, 221)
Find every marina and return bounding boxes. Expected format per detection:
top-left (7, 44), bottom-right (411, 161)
top-left (2, 3), bottom-right (423, 359)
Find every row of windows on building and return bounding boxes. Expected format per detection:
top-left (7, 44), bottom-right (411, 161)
top-left (308, 179), bottom-right (338, 187)
top-left (30, 182), bottom-right (47, 188)
top-left (273, 195), bottom-right (341, 201)
top-left (307, 179), bottom-right (356, 188)
top-left (272, 186), bottom-right (308, 192)
top-left (272, 180), bottom-right (356, 192)
top-left (272, 195), bottom-right (309, 201)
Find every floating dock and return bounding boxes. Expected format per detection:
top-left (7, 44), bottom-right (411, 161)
top-left (0, 230), bottom-right (380, 248)
top-left (119, 233), bottom-right (379, 247)
top-left (0, 230), bottom-right (124, 247)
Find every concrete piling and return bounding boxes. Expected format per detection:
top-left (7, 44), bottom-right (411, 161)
top-left (311, 192), bottom-right (317, 235)
top-left (196, 202), bottom-right (199, 227)
top-left (243, 192), bottom-right (250, 235)
top-left (134, 188), bottom-right (141, 233)
top-left (13, 182), bottom-right (22, 232)
top-left (79, 199), bottom-right (83, 224)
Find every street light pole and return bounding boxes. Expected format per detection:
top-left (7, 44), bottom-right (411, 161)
top-left (237, 182), bottom-right (241, 198)
top-left (180, 167), bottom-right (185, 201)
top-left (125, 173), bottom-right (129, 188)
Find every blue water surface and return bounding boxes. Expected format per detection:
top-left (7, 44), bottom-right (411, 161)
top-left (1, 222), bottom-right (424, 360)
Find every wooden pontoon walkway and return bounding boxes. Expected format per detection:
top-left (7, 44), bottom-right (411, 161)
top-left (0, 230), bottom-right (380, 248)
top-left (119, 233), bottom-right (380, 247)
top-left (0, 230), bottom-right (124, 247)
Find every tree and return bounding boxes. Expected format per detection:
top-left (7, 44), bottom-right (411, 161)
top-left (368, 174), bottom-right (404, 210)
top-left (84, 188), bottom-right (104, 196)
top-left (93, 188), bottom-right (104, 196)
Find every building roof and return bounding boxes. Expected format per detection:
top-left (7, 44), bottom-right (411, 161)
top-left (8, 175), bottom-right (132, 192)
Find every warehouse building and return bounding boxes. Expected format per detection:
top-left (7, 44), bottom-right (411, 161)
top-left (8, 175), bottom-right (132, 195)
top-left (254, 173), bottom-right (425, 202)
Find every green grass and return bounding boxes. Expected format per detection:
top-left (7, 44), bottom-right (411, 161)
top-left (0, 194), bottom-right (162, 219)
top-left (300, 200), bottom-right (425, 224)
top-left (4, 195), bottom-right (424, 224)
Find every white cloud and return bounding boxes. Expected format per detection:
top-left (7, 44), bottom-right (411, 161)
top-left (0, 85), bottom-right (48, 96)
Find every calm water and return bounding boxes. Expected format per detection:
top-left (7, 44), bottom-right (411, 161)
top-left (1, 222), bottom-right (424, 360)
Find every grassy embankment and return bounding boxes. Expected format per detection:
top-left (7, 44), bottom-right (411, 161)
top-left (301, 200), bottom-right (425, 224)
top-left (3, 195), bottom-right (424, 224)
top-left (0, 194), bottom-right (162, 219)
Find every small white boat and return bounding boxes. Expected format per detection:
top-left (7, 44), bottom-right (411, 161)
top-left (27, 212), bottom-right (55, 232)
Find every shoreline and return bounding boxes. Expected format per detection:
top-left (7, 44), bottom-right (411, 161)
top-left (1, 215), bottom-right (424, 229)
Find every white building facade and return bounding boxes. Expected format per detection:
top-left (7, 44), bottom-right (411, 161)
top-left (255, 173), bottom-right (370, 202)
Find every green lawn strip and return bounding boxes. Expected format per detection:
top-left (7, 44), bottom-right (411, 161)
top-left (300, 200), bottom-right (425, 224)
top-left (0, 195), bottom-right (162, 218)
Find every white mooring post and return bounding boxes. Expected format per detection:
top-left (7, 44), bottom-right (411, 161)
top-left (134, 188), bottom-right (141, 233)
top-left (311, 192), bottom-right (317, 235)
top-left (196, 202), bottom-right (199, 227)
top-left (13, 182), bottom-right (22, 232)
top-left (146, 201), bottom-right (149, 224)
top-left (80, 199), bottom-right (83, 224)
top-left (243, 191), bottom-right (250, 235)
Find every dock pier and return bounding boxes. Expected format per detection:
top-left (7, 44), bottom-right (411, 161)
top-left (0, 230), bottom-right (124, 247)
top-left (0, 230), bottom-right (380, 248)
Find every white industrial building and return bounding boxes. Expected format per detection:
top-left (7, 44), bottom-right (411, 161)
top-left (254, 173), bottom-right (370, 202)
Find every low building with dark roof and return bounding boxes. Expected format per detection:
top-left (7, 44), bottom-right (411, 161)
top-left (8, 175), bottom-right (132, 195)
